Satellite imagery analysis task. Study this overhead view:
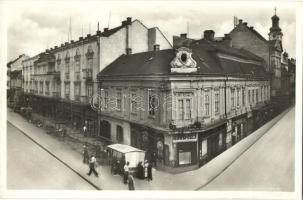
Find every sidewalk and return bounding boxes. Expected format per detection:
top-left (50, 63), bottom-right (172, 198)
top-left (7, 107), bottom-right (293, 190)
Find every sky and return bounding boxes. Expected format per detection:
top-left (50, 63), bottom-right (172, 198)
top-left (2, 0), bottom-right (297, 61)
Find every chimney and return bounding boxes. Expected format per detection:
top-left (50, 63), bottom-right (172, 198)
top-left (60, 44), bottom-right (64, 47)
top-left (87, 34), bottom-right (91, 37)
top-left (50, 48), bottom-right (53, 51)
top-left (153, 44), bottom-right (160, 51)
top-left (223, 34), bottom-right (232, 47)
top-left (243, 22), bottom-right (248, 26)
top-left (71, 40), bottom-right (74, 43)
top-left (239, 19), bottom-right (243, 24)
top-left (180, 33), bottom-right (187, 39)
top-left (126, 17), bottom-right (132, 25)
top-left (79, 36), bottom-right (83, 40)
top-left (249, 26), bottom-right (254, 30)
top-left (204, 30), bottom-right (215, 41)
top-left (103, 28), bottom-right (108, 32)
top-left (54, 46), bottom-right (58, 49)
top-left (122, 20), bottom-right (127, 26)
top-left (96, 30), bottom-right (101, 35)
top-left (65, 42), bottom-right (69, 45)
top-left (126, 48), bottom-right (132, 55)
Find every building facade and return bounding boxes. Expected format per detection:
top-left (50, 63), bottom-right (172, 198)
top-left (23, 17), bottom-right (172, 136)
top-left (97, 31), bottom-right (271, 169)
top-left (229, 11), bottom-right (294, 102)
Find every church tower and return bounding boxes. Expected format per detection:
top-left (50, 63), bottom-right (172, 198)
top-left (268, 7), bottom-right (283, 41)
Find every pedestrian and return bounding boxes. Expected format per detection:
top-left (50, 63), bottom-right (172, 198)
top-left (144, 160), bottom-right (148, 179)
top-left (151, 152), bottom-right (157, 167)
top-left (83, 125), bottom-right (88, 137)
top-left (128, 174), bottom-right (135, 190)
top-left (83, 144), bottom-right (89, 164)
top-left (87, 155), bottom-right (98, 177)
top-left (136, 162), bottom-right (144, 179)
top-left (123, 161), bottom-right (130, 184)
top-left (147, 162), bottom-right (153, 181)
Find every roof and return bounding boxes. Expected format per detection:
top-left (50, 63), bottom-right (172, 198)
top-left (230, 22), bottom-right (268, 43)
top-left (99, 39), bottom-right (267, 78)
top-left (107, 144), bottom-right (145, 154)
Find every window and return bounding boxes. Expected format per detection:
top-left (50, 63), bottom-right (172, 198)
top-left (231, 89), bottom-right (235, 108)
top-left (117, 92), bottom-right (122, 111)
top-left (45, 82), bottom-right (49, 95)
top-left (218, 133), bottom-right (223, 148)
top-left (178, 99), bottom-right (184, 120)
top-left (130, 93), bottom-right (137, 113)
top-left (65, 83), bottom-right (70, 98)
top-left (215, 93), bottom-right (219, 113)
top-left (242, 89), bottom-right (245, 106)
top-left (237, 89), bottom-right (240, 107)
top-left (40, 81), bottom-right (43, 94)
top-left (116, 125), bottom-right (123, 143)
top-left (178, 152), bottom-right (191, 165)
top-left (185, 99), bottom-right (191, 119)
top-left (74, 83), bottom-right (80, 100)
top-left (256, 89), bottom-right (259, 102)
top-left (252, 90), bottom-right (255, 104)
top-left (66, 62), bottom-right (70, 73)
top-left (149, 93), bottom-right (157, 116)
top-left (205, 94), bottom-right (210, 116)
top-left (75, 60), bottom-right (80, 73)
top-left (201, 139), bottom-right (207, 158)
top-left (86, 84), bottom-right (93, 98)
top-left (104, 91), bottom-right (108, 109)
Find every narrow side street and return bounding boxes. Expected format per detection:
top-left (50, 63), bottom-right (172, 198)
top-left (7, 122), bottom-right (95, 190)
top-left (201, 107), bottom-right (295, 191)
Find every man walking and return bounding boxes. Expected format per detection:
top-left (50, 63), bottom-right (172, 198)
top-left (128, 174), bottom-right (135, 190)
top-left (123, 162), bottom-right (130, 184)
top-left (87, 155), bottom-right (98, 177)
top-left (83, 125), bottom-right (88, 137)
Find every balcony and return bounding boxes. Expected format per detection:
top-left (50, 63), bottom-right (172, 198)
top-left (83, 69), bottom-right (92, 81)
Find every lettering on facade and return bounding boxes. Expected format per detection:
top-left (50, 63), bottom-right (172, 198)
top-left (173, 134), bottom-right (197, 143)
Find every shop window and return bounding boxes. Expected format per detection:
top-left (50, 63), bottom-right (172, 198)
top-left (74, 83), bottom-right (80, 101)
top-left (65, 83), bottom-right (70, 98)
top-left (218, 133), bottom-right (223, 148)
top-left (201, 139), bottom-right (207, 158)
top-left (116, 125), bottom-right (123, 143)
top-left (226, 132), bottom-right (232, 147)
top-left (179, 151), bottom-right (191, 165)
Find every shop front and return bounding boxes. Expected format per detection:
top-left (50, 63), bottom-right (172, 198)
top-left (198, 123), bottom-right (227, 167)
top-left (130, 124), bottom-right (164, 165)
top-left (231, 113), bottom-right (248, 144)
top-left (173, 134), bottom-right (197, 166)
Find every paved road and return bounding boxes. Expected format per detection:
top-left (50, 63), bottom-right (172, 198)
top-left (201, 108), bottom-right (295, 191)
top-left (7, 122), bottom-right (95, 190)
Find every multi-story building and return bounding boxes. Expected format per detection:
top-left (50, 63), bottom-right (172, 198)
top-left (97, 30), bottom-right (271, 170)
top-left (23, 17), bottom-right (172, 136)
top-left (229, 10), bottom-right (294, 102)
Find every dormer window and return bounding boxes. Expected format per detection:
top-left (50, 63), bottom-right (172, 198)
top-left (181, 53), bottom-right (187, 63)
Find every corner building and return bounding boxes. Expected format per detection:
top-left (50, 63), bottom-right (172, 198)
top-left (98, 30), bottom-right (271, 170)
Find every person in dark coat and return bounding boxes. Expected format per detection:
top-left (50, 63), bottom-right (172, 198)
top-left (136, 162), bottom-right (144, 179)
top-left (83, 145), bottom-right (89, 164)
top-left (147, 162), bottom-right (153, 181)
top-left (128, 174), bottom-right (135, 190)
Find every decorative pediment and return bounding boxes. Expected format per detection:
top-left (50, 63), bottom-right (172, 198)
top-left (170, 47), bottom-right (197, 73)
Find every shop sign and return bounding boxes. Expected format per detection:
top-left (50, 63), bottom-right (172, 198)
top-left (173, 134), bottom-right (197, 143)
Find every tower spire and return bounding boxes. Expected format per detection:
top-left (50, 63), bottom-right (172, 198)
top-left (274, 7), bottom-right (276, 15)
